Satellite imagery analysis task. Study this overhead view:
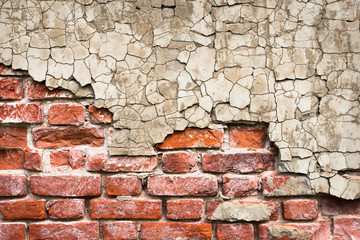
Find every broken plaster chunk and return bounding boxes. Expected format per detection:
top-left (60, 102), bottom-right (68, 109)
top-left (330, 175), bottom-right (360, 200)
top-left (186, 46), bottom-right (215, 82)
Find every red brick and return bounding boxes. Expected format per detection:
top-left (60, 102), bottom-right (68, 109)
top-left (0, 199), bottom-right (46, 220)
top-left (259, 221), bottom-right (331, 240)
top-left (322, 197), bottom-right (360, 216)
top-left (24, 151), bottom-right (42, 171)
top-left (87, 152), bottom-right (158, 172)
top-left (0, 103), bottom-right (43, 123)
top-left (50, 149), bottom-right (85, 169)
top-left (0, 223), bottom-right (26, 240)
top-left (148, 175), bottom-right (218, 196)
top-left (166, 199), bottom-right (203, 220)
top-left (106, 176), bottom-right (142, 196)
top-left (0, 64), bottom-right (23, 75)
top-left (162, 152), bottom-right (198, 173)
top-left (217, 224), bottom-right (254, 240)
top-left (29, 222), bottom-right (99, 240)
top-left (27, 79), bottom-right (74, 100)
top-left (283, 199), bottom-right (318, 220)
top-left (0, 77), bottom-right (24, 99)
top-left (30, 175), bottom-right (101, 197)
top-left (207, 200), bottom-right (278, 221)
top-left (89, 105), bottom-right (113, 124)
top-left (202, 151), bottom-right (274, 173)
top-left (0, 174), bottom-right (27, 196)
top-left (49, 103), bottom-right (85, 126)
top-left (156, 128), bottom-right (223, 149)
top-left (0, 126), bottom-right (27, 148)
top-left (48, 199), bottom-right (84, 219)
top-left (33, 127), bottom-right (104, 148)
top-left (141, 222), bottom-right (212, 240)
top-left (229, 126), bottom-right (266, 148)
top-left (222, 175), bottom-right (258, 197)
top-left (334, 217), bottom-right (360, 240)
top-left (89, 198), bottom-right (161, 220)
top-left (103, 222), bottom-right (137, 240)
top-left (0, 149), bottom-right (24, 170)
top-left (262, 176), bottom-right (315, 196)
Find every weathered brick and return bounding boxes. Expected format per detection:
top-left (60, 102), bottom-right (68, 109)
top-left (0, 126), bottom-right (27, 148)
top-left (0, 149), bottom-right (24, 170)
top-left (283, 199), bottom-right (318, 220)
top-left (259, 221), bottom-right (331, 240)
top-left (222, 175), bottom-right (258, 197)
top-left (49, 103), bottom-right (85, 126)
top-left (334, 217), bottom-right (360, 240)
top-left (0, 77), bottom-right (24, 100)
top-left (106, 176), bottom-right (142, 196)
top-left (262, 176), bottom-right (316, 196)
top-left (202, 152), bottom-right (274, 173)
top-left (87, 152), bottom-right (158, 172)
top-left (89, 105), bottom-right (113, 124)
top-left (207, 200), bottom-right (278, 222)
top-left (48, 199), bottom-right (84, 220)
top-left (166, 199), bottom-right (203, 220)
top-left (50, 149), bottom-right (85, 169)
top-left (33, 127), bottom-right (104, 148)
top-left (156, 128), bottom-right (223, 149)
top-left (148, 175), bottom-right (218, 196)
top-left (29, 222), bottom-right (99, 240)
top-left (217, 224), bottom-right (254, 240)
top-left (27, 79), bottom-right (74, 100)
top-left (89, 198), bottom-right (161, 220)
top-left (141, 223), bottom-right (212, 240)
top-left (0, 64), bottom-right (23, 75)
top-left (162, 152), bottom-right (198, 173)
top-left (103, 222), bottom-right (137, 240)
top-left (24, 151), bottom-right (42, 171)
top-left (229, 126), bottom-right (267, 148)
top-left (30, 175), bottom-right (101, 197)
top-left (0, 199), bottom-right (46, 220)
top-left (0, 174), bottom-right (27, 196)
top-left (0, 223), bottom-right (26, 240)
top-left (322, 197), bottom-right (360, 216)
top-left (0, 103), bottom-right (43, 123)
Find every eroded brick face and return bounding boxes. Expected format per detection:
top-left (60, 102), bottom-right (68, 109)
top-left (0, 73), bottom-right (358, 239)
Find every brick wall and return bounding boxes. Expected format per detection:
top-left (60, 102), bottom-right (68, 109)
top-left (0, 65), bottom-right (359, 239)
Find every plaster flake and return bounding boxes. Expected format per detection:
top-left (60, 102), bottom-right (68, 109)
top-left (1, 0), bottom-right (360, 199)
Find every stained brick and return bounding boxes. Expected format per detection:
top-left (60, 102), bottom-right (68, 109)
top-left (217, 224), bottom-right (254, 240)
top-left (0, 223), bottom-right (26, 240)
top-left (0, 103), bottom-right (43, 123)
top-left (33, 127), bottom-right (104, 148)
top-left (0, 77), bottom-right (24, 100)
top-left (202, 152), bottom-right (274, 173)
top-left (334, 217), bottom-right (360, 240)
top-left (148, 175), bottom-right (218, 196)
top-left (162, 152), bottom-right (198, 173)
top-left (166, 199), bottom-right (203, 220)
top-left (89, 105), bottom-right (113, 124)
top-left (0, 174), bottom-right (27, 196)
top-left (106, 176), bottom-right (142, 196)
top-left (48, 199), bottom-right (84, 220)
top-left (89, 198), bottom-right (161, 220)
top-left (262, 176), bottom-right (316, 196)
top-left (29, 222), bottom-right (99, 240)
top-left (140, 223), bottom-right (212, 240)
top-left (156, 128), bottom-right (223, 149)
top-left (30, 175), bottom-right (101, 197)
top-left (0, 126), bottom-right (27, 148)
top-left (48, 103), bottom-right (85, 126)
top-left (222, 175), bottom-right (259, 197)
top-left (322, 197), bottom-right (360, 216)
top-left (283, 199), bottom-right (318, 220)
top-left (229, 126), bottom-right (267, 148)
top-left (259, 221), bottom-right (331, 240)
top-left (27, 79), bottom-right (74, 100)
top-left (0, 149), bottom-right (24, 170)
top-left (0, 199), bottom-right (46, 220)
top-left (103, 222), bottom-right (137, 240)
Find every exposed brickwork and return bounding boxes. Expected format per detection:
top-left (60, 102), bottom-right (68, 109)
top-left (0, 72), bottom-right (358, 239)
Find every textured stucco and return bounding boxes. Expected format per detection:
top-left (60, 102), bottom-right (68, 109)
top-left (0, 0), bottom-right (359, 199)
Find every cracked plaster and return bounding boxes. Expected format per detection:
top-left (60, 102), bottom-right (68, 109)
top-left (0, 0), bottom-right (359, 199)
